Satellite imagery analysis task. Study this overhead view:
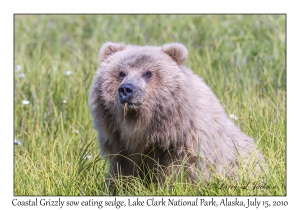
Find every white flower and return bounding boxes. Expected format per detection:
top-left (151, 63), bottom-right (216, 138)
top-left (83, 155), bottom-right (92, 160)
top-left (18, 73), bottom-right (25, 78)
top-left (22, 100), bottom-right (30, 105)
top-left (229, 114), bottom-right (238, 120)
top-left (72, 129), bottom-right (79, 134)
top-left (65, 70), bottom-right (72, 76)
top-left (16, 65), bottom-right (22, 72)
top-left (14, 139), bottom-right (21, 145)
top-left (62, 99), bottom-right (67, 104)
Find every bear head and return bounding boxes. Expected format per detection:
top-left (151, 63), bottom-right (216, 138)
top-left (96, 42), bottom-right (188, 114)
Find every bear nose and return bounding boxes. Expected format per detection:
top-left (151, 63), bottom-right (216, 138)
top-left (118, 83), bottom-right (135, 103)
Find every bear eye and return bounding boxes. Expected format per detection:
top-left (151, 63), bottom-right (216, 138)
top-left (119, 71), bottom-right (126, 78)
top-left (143, 70), bottom-right (152, 78)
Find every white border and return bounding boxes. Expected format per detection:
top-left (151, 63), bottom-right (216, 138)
top-left (1, 0), bottom-right (299, 209)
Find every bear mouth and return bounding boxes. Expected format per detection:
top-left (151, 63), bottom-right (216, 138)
top-left (121, 102), bottom-right (140, 111)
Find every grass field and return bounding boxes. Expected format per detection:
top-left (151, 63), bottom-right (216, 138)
top-left (14, 15), bottom-right (286, 196)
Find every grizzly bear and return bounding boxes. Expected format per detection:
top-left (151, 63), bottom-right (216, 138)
top-left (89, 42), bottom-right (265, 183)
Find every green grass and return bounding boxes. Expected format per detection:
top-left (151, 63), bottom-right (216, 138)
top-left (14, 14), bottom-right (286, 196)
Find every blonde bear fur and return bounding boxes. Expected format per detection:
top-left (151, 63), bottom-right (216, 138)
top-left (89, 42), bottom-right (264, 182)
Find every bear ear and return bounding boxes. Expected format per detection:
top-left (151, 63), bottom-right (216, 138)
top-left (161, 43), bottom-right (188, 65)
top-left (98, 42), bottom-right (126, 62)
